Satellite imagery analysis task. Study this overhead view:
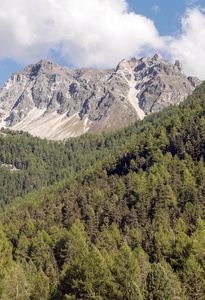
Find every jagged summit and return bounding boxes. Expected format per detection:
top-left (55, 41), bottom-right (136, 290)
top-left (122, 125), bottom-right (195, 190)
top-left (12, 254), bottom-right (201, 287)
top-left (174, 60), bottom-right (184, 74)
top-left (153, 53), bottom-right (162, 60)
top-left (23, 59), bottom-right (72, 78)
top-left (116, 53), bottom-right (163, 71)
top-left (0, 54), bottom-right (202, 140)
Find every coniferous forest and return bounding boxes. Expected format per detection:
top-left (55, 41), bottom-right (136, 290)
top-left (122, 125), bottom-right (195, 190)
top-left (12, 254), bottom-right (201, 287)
top-left (1, 82), bottom-right (205, 299)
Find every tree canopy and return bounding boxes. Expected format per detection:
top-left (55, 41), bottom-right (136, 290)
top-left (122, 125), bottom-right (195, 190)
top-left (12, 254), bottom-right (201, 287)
top-left (1, 82), bottom-right (205, 298)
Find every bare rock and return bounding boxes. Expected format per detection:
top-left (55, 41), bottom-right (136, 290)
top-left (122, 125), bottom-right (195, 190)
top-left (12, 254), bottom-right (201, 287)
top-left (0, 55), bottom-right (202, 140)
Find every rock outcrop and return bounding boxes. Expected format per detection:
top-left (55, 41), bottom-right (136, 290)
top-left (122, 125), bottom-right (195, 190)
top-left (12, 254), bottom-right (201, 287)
top-left (0, 54), bottom-right (201, 140)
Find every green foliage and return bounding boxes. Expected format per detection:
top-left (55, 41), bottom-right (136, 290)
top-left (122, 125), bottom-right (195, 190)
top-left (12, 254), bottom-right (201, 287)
top-left (0, 225), bottom-right (14, 295)
top-left (144, 263), bottom-right (175, 300)
top-left (125, 281), bottom-right (143, 300)
top-left (58, 222), bottom-right (111, 299)
top-left (1, 263), bottom-right (31, 300)
top-left (111, 244), bottom-right (140, 299)
top-left (1, 82), bottom-right (205, 299)
top-left (31, 269), bottom-right (50, 300)
top-left (0, 122), bottom-right (144, 208)
top-left (15, 233), bottom-right (29, 262)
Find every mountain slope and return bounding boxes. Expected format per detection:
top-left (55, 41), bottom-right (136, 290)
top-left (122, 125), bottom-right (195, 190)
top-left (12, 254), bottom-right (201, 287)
top-left (0, 123), bottom-right (142, 209)
top-left (1, 82), bottom-right (205, 299)
top-left (0, 54), bottom-right (201, 140)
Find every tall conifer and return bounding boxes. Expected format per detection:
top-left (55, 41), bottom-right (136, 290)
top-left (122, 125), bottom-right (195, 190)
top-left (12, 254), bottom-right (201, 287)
top-left (144, 263), bottom-right (175, 300)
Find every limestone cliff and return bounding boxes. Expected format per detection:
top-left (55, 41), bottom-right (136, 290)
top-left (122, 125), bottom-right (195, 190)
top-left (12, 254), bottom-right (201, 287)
top-left (0, 54), bottom-right (201, 140)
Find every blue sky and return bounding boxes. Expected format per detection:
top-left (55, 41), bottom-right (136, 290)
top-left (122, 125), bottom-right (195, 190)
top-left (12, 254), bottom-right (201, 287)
top-left (0, 0), bottom-right (205, 87)
top-left (128, 0), bottom-right (190, 35)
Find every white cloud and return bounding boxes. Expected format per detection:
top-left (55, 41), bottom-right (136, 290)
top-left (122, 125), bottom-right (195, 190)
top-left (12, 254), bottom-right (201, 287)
top-left (0, 0), bottom-right (164, 68)
top-left (167, 7), bottom-right (205, 79)
top-left (1, 0), bottom-right (205, 80)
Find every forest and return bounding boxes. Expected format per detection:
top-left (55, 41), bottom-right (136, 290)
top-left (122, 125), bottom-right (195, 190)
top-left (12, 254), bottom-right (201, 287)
top-left (1, 82), bottom-right (205, 299)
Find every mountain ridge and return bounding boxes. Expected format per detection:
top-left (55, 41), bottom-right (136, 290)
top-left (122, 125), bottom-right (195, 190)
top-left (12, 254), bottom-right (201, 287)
top-left (0, 54), bottom-right (201, 140)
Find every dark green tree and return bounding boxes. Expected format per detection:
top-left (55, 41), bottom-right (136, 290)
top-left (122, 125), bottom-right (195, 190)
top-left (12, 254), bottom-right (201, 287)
top-left (15, 233), bottom-right (29, 262)
top-left (0, 225), bottom-right (14, 295)
top-left (144, 263), bottom-right (175, 300)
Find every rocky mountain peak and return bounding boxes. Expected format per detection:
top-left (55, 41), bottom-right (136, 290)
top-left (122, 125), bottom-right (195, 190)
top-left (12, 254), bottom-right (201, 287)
top-left (153, 53), bottom-right (162, 60)
top-left (0, 55), bottom-right (202, 140)
top-left (174, 60), bottom-right (184, 74)
top-left (24, 59), bottom-right (69, 78)
top-left (116, 59), bottom-right (131, 71)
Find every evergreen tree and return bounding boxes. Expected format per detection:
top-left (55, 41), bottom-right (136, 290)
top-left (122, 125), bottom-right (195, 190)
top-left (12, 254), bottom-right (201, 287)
top-left (66, 245), bottom-right (111, 299)
top-left (0, 225), bottom-right (13, 295)
top-left (15, 233), bottom-right (29, 262)
top-left (111, 244), bottom-right (140, 299)
top-left (31, 268), bottom-right (50, 300)
top-left (183, 254), bottom-right (205, 299)
top-left (125, 281), bottom-right (143, 300)
top-left (1, 263), bottom-right (31, 300)
top-left (144, 263), bottom-right (175, 300)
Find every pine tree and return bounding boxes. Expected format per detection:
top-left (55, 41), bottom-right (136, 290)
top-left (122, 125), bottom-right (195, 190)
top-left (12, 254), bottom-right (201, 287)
top-left (183, 254), bottom-right (205, 299)
top-left (15, 233), bottom-right (29, 262)
top-left (74, 245), bottom-right (111, 299)
top-left (1, 263), bottom-right (31, 300)
top-left (0, 225), bottom-right (14, 295)
top-left (144, 263), bottom-right (175, 300)
top-left (32, 269), bottom-right (50, 300)
top-left (125, 281), bottom-right (143, 300)
top-left (111, 244), bottom-right (140, 299)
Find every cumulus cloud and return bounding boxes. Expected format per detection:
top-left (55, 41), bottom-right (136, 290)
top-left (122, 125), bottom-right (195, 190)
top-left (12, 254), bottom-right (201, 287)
top-left (0, 0), bottom-right (164, 68)
top-left (167, 7), bottom-right (205, 79)
top-left (1, 0), bottom-right (205, 80)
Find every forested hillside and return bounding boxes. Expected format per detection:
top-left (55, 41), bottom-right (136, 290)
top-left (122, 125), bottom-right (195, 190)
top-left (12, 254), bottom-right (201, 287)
top-left (0, 123), bottom-right (142, 209)
top-left (1, 82), bottom-right (205, 299)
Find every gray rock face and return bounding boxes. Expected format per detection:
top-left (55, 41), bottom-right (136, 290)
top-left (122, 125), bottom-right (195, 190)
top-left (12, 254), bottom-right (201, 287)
top-left (0, 55), bottom-right (201, 140)
top-left (132, 54), bottom-right (201, 114)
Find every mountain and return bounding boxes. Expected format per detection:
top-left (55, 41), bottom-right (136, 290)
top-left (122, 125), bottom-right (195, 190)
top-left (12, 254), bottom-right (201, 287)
top-left (0, 54), bottom-right (201, 140)
top-left (0, 122), bottom-right (143, 208)
top-left (1, 82), bottom-right (205, 299)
